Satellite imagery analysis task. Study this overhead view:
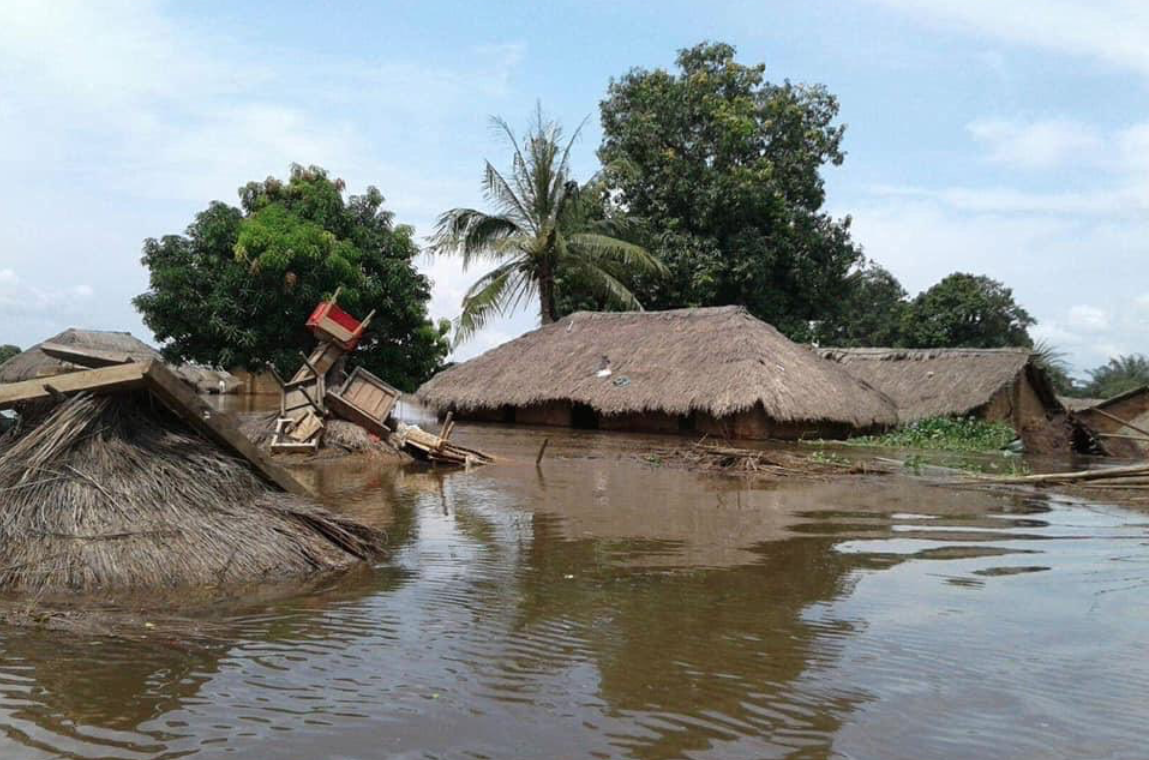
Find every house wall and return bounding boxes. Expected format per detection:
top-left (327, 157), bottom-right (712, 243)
top-left (978, 374), bottom-right (1070, 454)
top-left (515, 401), bottom-right (573, 427)
top-left (230, 369), bottom-right (281, 396)
top-left (1076, 391), bottom-right (1149, 458)
top-left (599, 411), bottom-right (684, 434)
top-left (452, 402), bottom-right (862, 441)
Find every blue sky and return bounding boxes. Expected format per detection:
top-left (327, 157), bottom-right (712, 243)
top-left (0, 1), bottom-right (1145, 376)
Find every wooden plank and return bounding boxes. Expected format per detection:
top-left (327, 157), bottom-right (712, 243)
top-left (141, 361), bottom-right (310, 496)
top-left (0, 362), bottom-right (148, 410)
top-left (39, 342), bottom-right (138, 369)
top-left (1088, 407), bottom-right (1149, 440)
top-left (325, 391), bottom-right (391, 438)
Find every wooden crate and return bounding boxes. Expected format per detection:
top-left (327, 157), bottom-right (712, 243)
top-left (324, 366), bottom-right (400, 438)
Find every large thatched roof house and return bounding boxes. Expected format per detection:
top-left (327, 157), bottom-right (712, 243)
top-left (0, 328), bottom-right (239, 393)
top-left (817, 347), bottom-right (1070, 450)
top-left (418, 307), bottom-right (897, 440)
top-left (1060, 386), bottom-right (1149, 459)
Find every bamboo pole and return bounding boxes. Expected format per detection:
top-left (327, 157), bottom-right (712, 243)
top-left (1088, 407), bottom-right (1149, 439)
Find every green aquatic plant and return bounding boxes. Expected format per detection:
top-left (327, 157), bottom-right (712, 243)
top-left (848, 416), bottom-right (1018, 453)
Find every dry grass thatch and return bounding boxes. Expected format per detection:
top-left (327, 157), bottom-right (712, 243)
top-left (0, 393), bottom-right (383, 594)
top-left (0, 328), bottom-right (238, 392)
top-left (817, 347), bottom-right (1057, 422)
top-left (418, 307), bottom-right (897, 428)
top-left (0, 329), bottom-right (161, 383)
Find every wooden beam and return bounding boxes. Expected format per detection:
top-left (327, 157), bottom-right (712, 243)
top-left (0, 362), bottom-right (148, 410)
top-left (1087, 407), bottom-right (1149, 440)
top-left (140, 362), bottom-right (310, 497)
top-left (39, 342), bottom-right (138, 369)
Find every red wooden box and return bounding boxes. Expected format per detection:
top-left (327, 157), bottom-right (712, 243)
top-left (306, 300), bottom-right (369, 351)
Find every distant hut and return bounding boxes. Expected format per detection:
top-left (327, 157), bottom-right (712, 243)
top-left (818, 347), bottom-right (1070, 451)
top-left (0, 328), bottom-right (238, 394)
top-left (418, 307), bottom-right (897, 440)
top-left (1060, 386), bottom-right (1149, 458)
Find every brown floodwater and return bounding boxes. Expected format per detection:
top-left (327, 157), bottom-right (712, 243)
top-left (1, 420), bottom-right (1148, 759)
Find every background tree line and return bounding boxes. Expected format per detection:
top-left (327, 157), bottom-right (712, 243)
top-left (135, 40), bottom-right (1140, 398)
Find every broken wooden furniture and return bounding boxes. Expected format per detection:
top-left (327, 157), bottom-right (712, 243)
top-left (267, 291), bottom-right (377, 453)
top-left (0, 359), bottom-right (309, 496)
top-left (324, 366), bottom-right (400, 438)
top-left (391, 414), bottom-right (494, 467)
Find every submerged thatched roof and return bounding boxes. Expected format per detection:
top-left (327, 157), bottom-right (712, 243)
top-left (0, 328), bottom-right (237, 392)
top-left (817, 347), bottom-right (1056, 422)
top-left (0, 392), bottom-right (382, 594)
top-left (419, 307), bottom-right (896, 428)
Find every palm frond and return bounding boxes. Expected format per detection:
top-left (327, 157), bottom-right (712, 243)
top-left (454, 259), bottom-right (523, 346)
top-left (569, 233), bottom-right (667, 276)
top-left (564, 259), bottom-right (644, 310)
top-left (429, 208), bottom-right (522, 270)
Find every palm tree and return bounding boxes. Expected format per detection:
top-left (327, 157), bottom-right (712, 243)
top-left (429, 107), bottom-right (665, 344)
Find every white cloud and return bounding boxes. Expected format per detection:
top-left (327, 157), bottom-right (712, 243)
top-left (870, 0), bottom-right (1149, 79)
top-left (1067, 305), bottom-right (1110, 331)
top-left (967, 118), bottom-right (1103, 170)
top-left (0, 269), bottom-right (94, 317)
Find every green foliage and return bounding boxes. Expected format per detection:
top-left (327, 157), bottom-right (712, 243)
top-left (134, 165), bottom-right (448, 391)
top-left (1031, 340), bottom-right (1079, 396)
top-left (0, 344), bottom-right (20, 366)
top-left (816, 264), bottom-right (908, 346)
top-left (598, 41), bottom-right (861, 339)
top-left (1083, 354), bottom-right (1149, 399)
top-left (899, 273), bottom-right (1034, 349)
top-left (851, 416), bottom-right (1018, 453)
top-left (431, 107), bottom-right (664, 343)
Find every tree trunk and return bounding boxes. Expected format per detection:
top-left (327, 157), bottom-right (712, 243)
top-left (538, 270), bottom-right (557, 325)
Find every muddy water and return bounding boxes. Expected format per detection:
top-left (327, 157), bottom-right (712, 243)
top-left (1, 424), bottom-right (1148, 759)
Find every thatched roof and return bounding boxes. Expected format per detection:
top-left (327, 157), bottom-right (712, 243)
top-left (418, 307), bottom-right (897, 428)
top-left (0, 328), bottom-right (238, 392)
top-left (1061, 385), bottom-right (1149, 413)
top-left (817, 347), bottom-right (1056, 422)
top-left (0, 392), bottom-right (382, 594)
top-left (1059, 396), bottom-right (1106, 412)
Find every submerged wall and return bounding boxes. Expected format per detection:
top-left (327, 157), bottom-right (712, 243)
top-left (449, 402), bottom-right (865, 441)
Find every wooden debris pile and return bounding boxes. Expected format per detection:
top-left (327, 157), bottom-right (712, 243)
top-left (640, 441), bottom-right (891, 478)
top-left (264, 290), bottom-right (490, 467)
top-left (972, 463), bottom-right (1149, 491)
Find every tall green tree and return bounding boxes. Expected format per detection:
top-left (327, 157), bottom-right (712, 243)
top-left (134, 165), bottom-right (449, 391)
top-left (430, 109), bottom-right (665, 343)
top-left (1084, 354), bottom-right (1149, 398)
top-left (899, 273), bottom-right (1034, 349)
top-left (598, 41), bottom-right (861, 340)
top-left (0, 344), bottom-right (19, 367)
top-left (816, 263), bottom-right (908, 347)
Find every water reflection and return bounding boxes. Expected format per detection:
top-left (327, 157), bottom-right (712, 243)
top-left (0, 424), bottom-right (1146, 759)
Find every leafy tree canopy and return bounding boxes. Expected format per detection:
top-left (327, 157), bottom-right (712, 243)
top-left (899, 273), bottom-right (1034, 349)
top-left (0, 344), bottom-right (19, 366)
top-left (1083, 354), bottom-right (1149, 399)
top-left (134, 165), bottom-right (449, 391)
top-left (598, 41), bottom-right (861, 339)
top-left (815, 264), bottom-right (908, 347)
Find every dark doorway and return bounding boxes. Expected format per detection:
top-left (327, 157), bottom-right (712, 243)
top-left (571, 403), bottom-right (598, 430)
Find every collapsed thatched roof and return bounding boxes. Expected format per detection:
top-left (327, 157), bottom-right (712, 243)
top-left (1061, 385), bottom-right (1149, 414)
top-left (0, 392), bottom-right (382, 594)
top-left (0, 328), bottom-right (237, 392)
top-left (817, 347), bottom-right (1056, 422)
top-left (419, 307), bottom-right (897, 427)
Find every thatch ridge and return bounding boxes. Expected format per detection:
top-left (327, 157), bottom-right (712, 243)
top-left (817, 346), bottom-right (1049, 422)
top-left (418, 307), bottom-right (896, 427)
top-left (0, 392), bottom-right (383, 594)
top-left (0, 328), bottom-right (238, 392)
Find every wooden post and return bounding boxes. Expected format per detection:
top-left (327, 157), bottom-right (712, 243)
top-left (535, 437), bottom-right (549, 466)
